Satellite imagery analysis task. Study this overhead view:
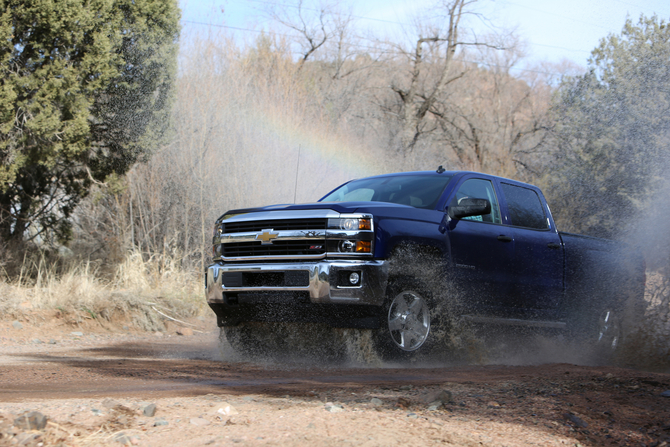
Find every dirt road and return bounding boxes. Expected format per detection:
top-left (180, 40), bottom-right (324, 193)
top-left (0, 318), bottom-right (669, 447)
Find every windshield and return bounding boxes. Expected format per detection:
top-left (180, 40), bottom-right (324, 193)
top-left (320, 175), bottom-right (453, 210)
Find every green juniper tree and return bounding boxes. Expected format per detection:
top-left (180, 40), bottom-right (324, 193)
top-left (546, 15), bottom-right (670, 238)
top-left (0, 0), bottom-right (179, 244)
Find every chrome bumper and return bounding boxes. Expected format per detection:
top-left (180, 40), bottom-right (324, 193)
top-left (205, 260), bottom-right (389, 306)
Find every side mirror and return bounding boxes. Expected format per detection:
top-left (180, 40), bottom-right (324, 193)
top-left (448, 198), bottom-right (491, 219)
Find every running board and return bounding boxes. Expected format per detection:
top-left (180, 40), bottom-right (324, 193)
top-left (462, 315), bottom-right (567, 329)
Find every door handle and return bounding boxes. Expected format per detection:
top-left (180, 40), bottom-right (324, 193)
top-left (497, 235), bottom-right (513, 242)
top-left (547, 242), bottom-right (561, 249)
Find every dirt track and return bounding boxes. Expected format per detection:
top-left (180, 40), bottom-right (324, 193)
top-left (1, 318), bottom-right (670, 446)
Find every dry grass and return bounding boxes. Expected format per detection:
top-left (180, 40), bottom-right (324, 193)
top-left (0, 250), bottom-right (204, 332)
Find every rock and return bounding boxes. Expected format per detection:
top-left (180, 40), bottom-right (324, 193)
top-left (427, 404), bottom-right (440, 411)
top-left (71, 331), bottom-right (83, 336)
top-left (487, 401), bottom-right (500, 407)
top-left (660, 390), bottom-right (670, 397)
top-left (176, 327), bottom-right (194, 336)
top-left (12, 321), bottom-right (23, 330)
top-left (14, 411), bottom-right (47, 430)
top-left (143, 403), bottom-right (157, 417)
top-left (154, 331), bottom-right (164, 337)
top-left (407, 413), bottom-right (418, 419)
top-left (154, 418), bottom-right (169, 427)
top-left (190, 417), bottom-right (211, 426)
top-left (113, 432), bottom-right (128, 444)
top-left (325, 404), bottom-right (344, 413)
top-left (216, 403), bottom-right (238, 416)
top-left (48, 339), bottom-right (57, 345)
top-left (563, 412), bottom-right (588, 428)
top-left (370, 398), bottom-right (383, 406)
top-left (31, 339), bottom-right (42, 344)
top-left (400, 385), bottom-right (412, 391)
top-left (113, 432), bottom-right (133, 444)
top-left (242, 396), bottom-right (254, 402)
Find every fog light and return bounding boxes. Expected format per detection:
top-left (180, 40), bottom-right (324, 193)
top-left (356, 241), bottom-right (371, 253)
top-left (339, 240), bottom-right (355, 252)
top-left (349, 272), bottom-right (361, 285)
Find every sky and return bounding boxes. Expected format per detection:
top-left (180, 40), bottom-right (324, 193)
top-left (179, 0), bottom-right (670, 69)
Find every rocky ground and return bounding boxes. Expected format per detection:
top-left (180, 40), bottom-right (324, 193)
top-left (0, 314), bottom-right (669, 447)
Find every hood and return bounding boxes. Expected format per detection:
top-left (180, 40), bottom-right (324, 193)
top-left (219, 201), bottom-right (420, 221)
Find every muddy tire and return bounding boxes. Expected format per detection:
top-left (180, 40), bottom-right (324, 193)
top-left (569, 300), bottom-right (632, 364)
top-left (372, 276), bottom-right (444, 360)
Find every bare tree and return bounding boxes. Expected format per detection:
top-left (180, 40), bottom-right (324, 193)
top-left (431, 41), bottom-right (553, 177)
top-left (385, 0), bottom-right (506, 152)
top-left (266, 0), bottom-right (355, 72)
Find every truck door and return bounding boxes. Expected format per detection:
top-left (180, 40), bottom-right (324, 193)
top-left (446, 177), bottom-right (517, 307)
top-left (499, 182), bottom-right (564, 313)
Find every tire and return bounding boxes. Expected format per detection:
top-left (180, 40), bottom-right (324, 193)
top-left (373, 276), bottom-right (442, 359)
top-left (594, 308), bottom-right (622, 355)
top-left (569, 303), bottom-right (626, 364)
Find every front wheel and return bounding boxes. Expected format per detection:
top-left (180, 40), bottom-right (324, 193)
top-left (373, 277), bottom-right (441, 359)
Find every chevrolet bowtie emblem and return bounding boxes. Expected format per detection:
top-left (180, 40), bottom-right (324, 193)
top-left (256, 229), bottom-right (279, 245)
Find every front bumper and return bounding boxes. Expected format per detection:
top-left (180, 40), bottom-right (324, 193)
top-left (205, 259), bottom-right (389, 306)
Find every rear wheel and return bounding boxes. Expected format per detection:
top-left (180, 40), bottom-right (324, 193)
top-left (595, 308), bottom-right (621, 353)
top-left (569, 302), bottom-right (627, 364)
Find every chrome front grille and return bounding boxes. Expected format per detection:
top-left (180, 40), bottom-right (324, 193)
top-left (213, 210), bottom-right (373, 262)
top-left (223, 219), bottom-right (327, 233)
top-left (222, 240), bottom-right (326, 257)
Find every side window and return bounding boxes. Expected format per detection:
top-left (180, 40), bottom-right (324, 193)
top-left (451, 179), bottom-right (501, 224)
top-left (501, 183), bottom-right (548, 230)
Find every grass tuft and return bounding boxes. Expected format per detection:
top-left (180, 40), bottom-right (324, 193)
top-left (0, 250), bottom-right (204, 331)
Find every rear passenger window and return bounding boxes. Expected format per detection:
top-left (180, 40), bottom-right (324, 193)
top-left (501, 183), bottom-right (548, 230)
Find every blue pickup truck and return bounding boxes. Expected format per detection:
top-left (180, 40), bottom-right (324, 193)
top-left (206, 169), bottom-right (646, 359)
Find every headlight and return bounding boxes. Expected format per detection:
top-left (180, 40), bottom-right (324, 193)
top-left (329, 218), bottom-right (372, 231)
top-left (341, 218), bottom-right (358, 231)
top-left (326, 215), bottom-right (373, 257)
